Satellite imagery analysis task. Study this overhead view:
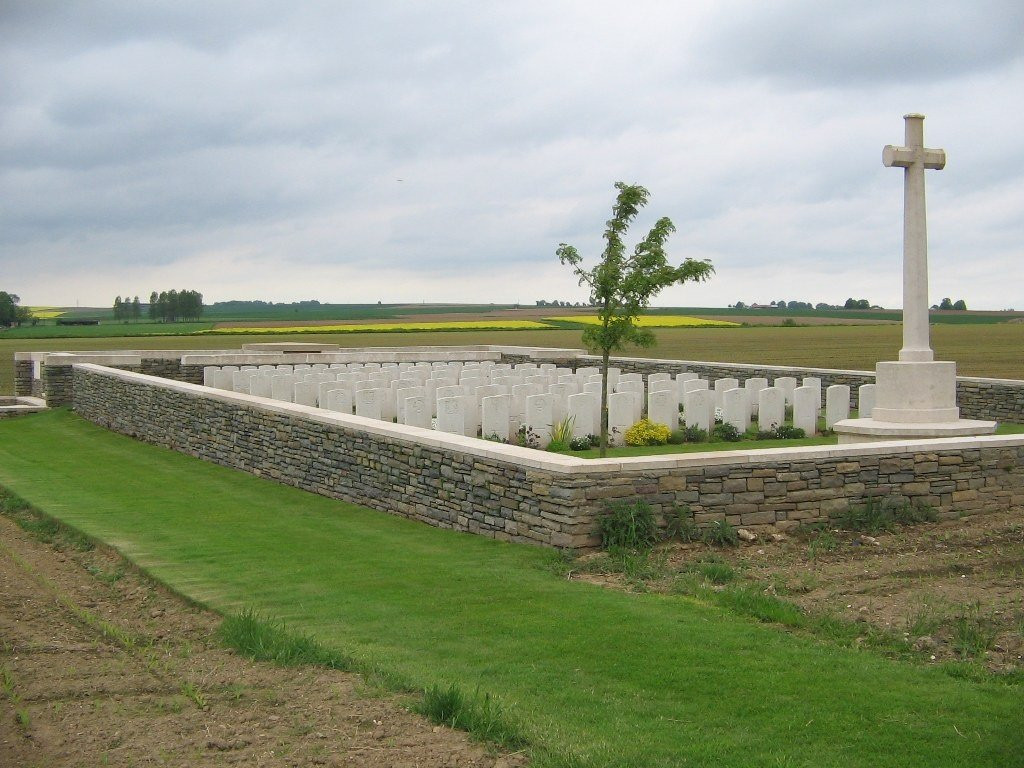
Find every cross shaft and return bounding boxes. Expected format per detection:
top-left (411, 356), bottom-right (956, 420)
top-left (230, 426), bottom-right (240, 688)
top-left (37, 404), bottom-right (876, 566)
top-left (883, 113), bottom-right (945, 363)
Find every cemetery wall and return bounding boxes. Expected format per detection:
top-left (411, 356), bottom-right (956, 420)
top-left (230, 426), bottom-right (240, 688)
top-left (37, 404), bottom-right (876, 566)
top-left (70, 363), bottom-right (1024, 551)
top-left (14, 360), bottom-right (36, 397)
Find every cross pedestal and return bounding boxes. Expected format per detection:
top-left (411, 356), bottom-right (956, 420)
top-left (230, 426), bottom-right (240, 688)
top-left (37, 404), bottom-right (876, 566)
top-left (834, 114), bottom-right (995, 444)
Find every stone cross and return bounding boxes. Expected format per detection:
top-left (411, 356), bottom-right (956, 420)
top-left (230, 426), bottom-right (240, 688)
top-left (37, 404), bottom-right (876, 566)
top-left (883, 113), bottom-right (946, 363)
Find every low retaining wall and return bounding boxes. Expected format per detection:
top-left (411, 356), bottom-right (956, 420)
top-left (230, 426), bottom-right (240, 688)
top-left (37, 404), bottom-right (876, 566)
top-left (71, 364), bottom-right (1024, 549)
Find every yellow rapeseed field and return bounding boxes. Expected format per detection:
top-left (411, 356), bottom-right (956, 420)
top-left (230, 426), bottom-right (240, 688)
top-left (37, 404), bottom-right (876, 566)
top-left (545, 314), bottom-right (739, 328)
top-left (27, 307), bottom-right (66, 319)
top-left (203, 320), bottom-right (554, 334)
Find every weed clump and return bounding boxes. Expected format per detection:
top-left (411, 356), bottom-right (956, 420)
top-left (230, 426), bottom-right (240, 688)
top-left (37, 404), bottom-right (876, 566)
top-left (218, 608), bottom-right (354, 670)
top-left (840, 496), bottom-right (938, 534)
top-left (415, 683), bottom-right (525, 749)
top-left (702, 519), bottom-right (739, 547)
top-left (598, 500), bottom-right (658, 551)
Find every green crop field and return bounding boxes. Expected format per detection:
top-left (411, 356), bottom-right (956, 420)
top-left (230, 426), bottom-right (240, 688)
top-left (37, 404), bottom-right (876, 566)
top-left (3, 323), bottom-right (1024, 395)
top-left (1, 410), bottom-right (1021, 767)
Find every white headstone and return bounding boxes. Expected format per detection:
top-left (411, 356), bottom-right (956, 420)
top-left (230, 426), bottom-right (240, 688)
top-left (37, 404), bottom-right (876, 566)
top-left (758, 387), bottom-right (785, 431)
top-left (567, 392), bottom-right (597, 440)
top-left (774, 377), bottom-right (798, 406)
top-left (436, 396), bottom-right (466, 435)
top-left (723, 388), bottom-right (750, 433)
top-left (607, 392), bottom-right (635, 445)
top-left (825, 384), bottom-right (851, 428)
top-left (324, 389), bottom-right (352, 414)
top-left (354, 388), bottom-right (383, 420)
top-left (270, 374), bottom-right (294, 402)
top-left (251, 376), bottom-right (273, 399)
top-left (802, 377), bottom-right (823, 411)
top-left (683, 389), bottom-right (714, 433)
top-left (481, 394), bottom-right (512, 441)
top-left (713, 378), bottom-right (739, 409)
top-left (293, 381), bottom-right (318, 407)
top-left (647, 388), bottom-right (678, 430)
top-left (792, 386), bottom-right (818, 435)
top-left (858, 383), bottom-right (876, 418)
top-left (744, 377), bottom-right (769, 416)
top-left (615, 380), bottom-right (644, 422)
top-left (525, 393), bottom-right (554, 444)
top-left (402, 394), bottom-right (432, 429)
top-left (682, 378), bottom-right (708, 394)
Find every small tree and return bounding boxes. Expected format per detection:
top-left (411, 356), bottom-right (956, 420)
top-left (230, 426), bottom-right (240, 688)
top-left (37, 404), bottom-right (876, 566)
top-left (952, 299), bottom-right (967, 311)
top-left (557, 182), bottom-right (714, 456)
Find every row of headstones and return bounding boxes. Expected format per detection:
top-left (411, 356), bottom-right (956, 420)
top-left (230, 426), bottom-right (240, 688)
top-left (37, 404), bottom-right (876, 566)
top-left (203, 360), bottom-right (608, 442)
top-left (202, 363), bottom-right (876, 445)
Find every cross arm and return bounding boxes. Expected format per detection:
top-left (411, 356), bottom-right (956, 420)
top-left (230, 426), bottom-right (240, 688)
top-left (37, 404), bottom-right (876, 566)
top-left (883, 145), bottom-right (946, 169)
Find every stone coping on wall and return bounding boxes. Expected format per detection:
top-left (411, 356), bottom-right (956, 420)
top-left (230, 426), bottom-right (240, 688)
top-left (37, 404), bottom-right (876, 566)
top-left (72, 363), bottom-right (1024, 475)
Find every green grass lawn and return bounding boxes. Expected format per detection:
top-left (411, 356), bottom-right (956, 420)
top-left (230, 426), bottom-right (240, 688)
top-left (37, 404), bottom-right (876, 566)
top-left (0, 410), bottom-right (1020, 767)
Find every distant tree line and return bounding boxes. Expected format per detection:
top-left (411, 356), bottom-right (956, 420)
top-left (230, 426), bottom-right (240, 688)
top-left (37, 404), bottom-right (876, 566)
top-left (147, 289), bottom-right (204, 322)
top-left (731, 298), bottom-right (881, 310)
top-left (933, 297), bottom-right (967, 311)
top-left (535, 299), bottom-right (594, 307)
top-left (0, 291), bottom-right (34, 327)
top-left (112, 295), bottom-right (142, 321)
top-left (111, 289), bottom-right (204, 323)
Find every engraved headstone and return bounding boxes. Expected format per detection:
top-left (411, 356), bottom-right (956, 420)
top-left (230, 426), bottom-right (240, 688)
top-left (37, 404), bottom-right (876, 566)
top-left (758, 387), bottom-right (785, 431)
top-left (825, 385), bottom-right (851, 428)
top-left (792, 386), bottom-right (818, 435)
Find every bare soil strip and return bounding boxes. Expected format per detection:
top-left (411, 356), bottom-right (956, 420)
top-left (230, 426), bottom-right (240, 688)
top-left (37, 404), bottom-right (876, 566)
top-left (575, 508), bottom-right (1024, 672)
top-left (0, 514), bottom-right (524, 768)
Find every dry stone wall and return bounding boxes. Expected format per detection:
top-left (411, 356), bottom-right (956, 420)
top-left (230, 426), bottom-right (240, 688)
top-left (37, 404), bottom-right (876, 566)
top-left (71, 364), bottom-right (1024, 550)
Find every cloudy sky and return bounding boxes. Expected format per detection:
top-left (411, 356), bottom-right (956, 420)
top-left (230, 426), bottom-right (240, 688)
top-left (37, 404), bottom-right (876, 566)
top-left (2, 1), bottom-right (1022, 309)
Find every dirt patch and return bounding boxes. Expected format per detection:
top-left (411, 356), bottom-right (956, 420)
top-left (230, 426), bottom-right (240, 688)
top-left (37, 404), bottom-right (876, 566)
top-left (0, 513), bottom-right (526, 767)
top-left (572, 509), bottom-right (1024, 672)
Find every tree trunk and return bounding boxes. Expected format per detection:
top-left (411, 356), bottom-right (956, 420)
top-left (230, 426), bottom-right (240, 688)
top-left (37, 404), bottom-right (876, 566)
top-left (599, 350), bottom-right (610, 458)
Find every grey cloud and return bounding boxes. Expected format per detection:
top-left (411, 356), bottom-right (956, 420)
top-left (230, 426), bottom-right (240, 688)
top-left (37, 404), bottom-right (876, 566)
top-left (697, 0), bottom-right (1024, 87)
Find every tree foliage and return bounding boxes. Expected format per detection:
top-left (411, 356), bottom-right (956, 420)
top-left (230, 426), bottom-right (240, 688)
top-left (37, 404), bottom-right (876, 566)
top-left (0, 291), bottom-right (33, 327)
top-left (556, 182), bottom-right (714, 455)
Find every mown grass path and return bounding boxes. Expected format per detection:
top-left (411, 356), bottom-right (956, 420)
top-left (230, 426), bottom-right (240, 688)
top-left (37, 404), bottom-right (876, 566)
top-left (0, 410), bottom-right (1020, 767)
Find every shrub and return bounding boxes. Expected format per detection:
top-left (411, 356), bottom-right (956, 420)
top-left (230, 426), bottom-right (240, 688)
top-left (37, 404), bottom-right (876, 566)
top-left (624, 419), bottom-right (671, 446)
top-left (774, 424), bottom-right (806, 439)
top-left (568, 436), bottom-right (592, 451)
top-left (712, 422), bottom-right (742, 442)
top-left (667, 428), bottom-right (687, 445)
top-left (599, 499), bottom-right (658, 551)
top-left (683, 424), bottom-right (707, 443)
top-left (587, 433), bottom-right (601, 447)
